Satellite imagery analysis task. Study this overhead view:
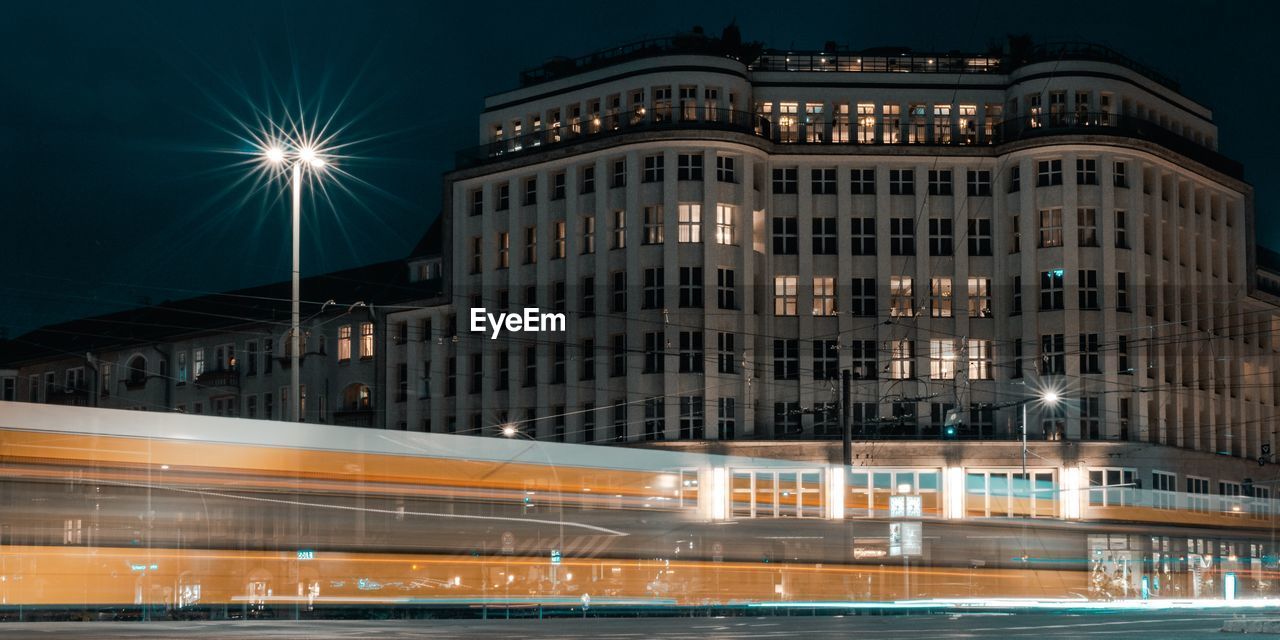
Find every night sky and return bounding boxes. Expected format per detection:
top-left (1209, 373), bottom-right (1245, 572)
top-left (1, 0), bottom-right (1273, 338)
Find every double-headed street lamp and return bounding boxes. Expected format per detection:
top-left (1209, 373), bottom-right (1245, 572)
top-left (262, 141), bottom-right (328, 422)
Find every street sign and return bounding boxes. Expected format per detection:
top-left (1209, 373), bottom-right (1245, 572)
top-left (550, 549), bottom-right (561, 565)
top-left (296, 549), bottom-right (316, 560)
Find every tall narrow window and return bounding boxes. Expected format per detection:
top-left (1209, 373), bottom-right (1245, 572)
top-left (337, 325), bottom-right (352, 362)
top-left (717, 267), bottom-right (736, 309)
top-left (772, 217), bottom-right (798, 254)
top-left (643, 268), bottom-right (664, 309)
top-left (967, 219), bottom-right (992, 255)
top-left (612, 210), bottom-right (626, 249)
top-left (1078, 208), bottom-right (1098, 246)
top-left (643, 206), bottom-right (664, 244)
top-left (679, 267), bottom-right (703, 308)
top-left (930, 339), bottom-right (958, 379)
top-left (553, 221), bottom-right (566, 258)
top-left (812, 276), bottom-right (836, 316)
top-left (812, 217), bottom-right (837, 254)
top-left (678, 203), bottom-right (702, 242)
top-left (582, 216), bottom-right (595, 254)
top-left (851, 277), bottom-right (876, 316)
top-left (715, 204), bottom-right (735, 245)
top-left (929, 277), bottom-right (953, 317)
top-left (890, 218), bottom-right (915, 255)
top-left (928, 218), bottom-right (953, 256)
top-left (1039, 208), bottom-right (1063, 247)
top-left (1040, 269), bottom-right (1065, 310)
top-left (851, 217), bottom-right (876, 255)
top-left (359, 322), bottom-right (374, 359)
top-left (890, 276), bottom-right (914, 317)
top-left (889, 339), bottom-right (914, 379)
top-left (773, 339), bottom-right (799, 380)
top-left (774, 275), bottom-right (798, 316)
top-left (967, 278), bottom-right (991, 317)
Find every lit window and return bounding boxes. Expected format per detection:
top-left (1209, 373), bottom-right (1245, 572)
top-left (929, 339), bottom-right (957, 380)
top-left (774, 276), bottom-right (798, 316)
top-left (812, 276), bottom-right (836, 316)
top-left (678, 203), bottom-right (702, 243)
top-left (359, 322), bottom-right (375, 359)
top-left (890, 276), bottom-right (914, 317)
top-left (338, 325), bottom-right (352, 362)
top-left (715, 204), bottom-right (735, 245)
top-left (929, 277), bottom-right (952, 317)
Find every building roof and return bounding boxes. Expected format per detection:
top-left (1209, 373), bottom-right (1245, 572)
top-left (408, 214), bottom-right (444, 259)
top-left (0, 260), bottom-right (435, 367)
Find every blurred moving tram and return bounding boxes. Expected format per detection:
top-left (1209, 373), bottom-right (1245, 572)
top-left (0, 402), bottom-right (1274, 617)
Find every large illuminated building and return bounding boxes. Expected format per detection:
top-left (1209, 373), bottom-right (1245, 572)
top-left (398, 31), bottom-right (1276, 534)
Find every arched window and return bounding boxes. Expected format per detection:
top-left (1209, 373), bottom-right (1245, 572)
top-left (341, 383), bottom-right (371, 411)
top-left (127, 355), bottom-right (147, 385)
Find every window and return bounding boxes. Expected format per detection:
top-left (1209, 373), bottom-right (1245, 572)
top-left (612, 210), bottom-right (626, 248)
top-left (644, 397), bottom-right (664, 440)
top-left (581, 276), bottom-right (595, 316)
top-left (192, 349), bottom-right (204, 378)
top-left (851, 277), bottom-right (876, 316)
top-left (812, 217), bottom-right (836, 254)
top-left (1008, 166), bottom-right (1021, 192)
top-left (927, 170), bottom-right (952, 195)
top-left (774, 402), bottom-right (802, 438)
top-left (524, 226), bottom-right (537, 263)
top-left (813, 276), bottom-right (836, 316)
top-left (853, 103), bottom-right (874, 143)
top-left (889, 169), bottom-right (914, 195)
top-left (1036, 159), bottom-right (1062, 186)
top-left (967, 169), bottom-right (992, 196)
top-left (1076, 158), bottom-right (1098, 185)
top-left (928, 218), bottom-right (953, 256)
top-left (1118, 335), bottom-right (1131, 374)
top-left (1078, 270), bottom-right (1099, 309)
top-left (582, 403), bottom-right (596, 443)
top-left (468, 354), bottom-right (482, 393)
top-left (929, 277), bottom-right (952, 317)
top-left (497, 351), bottom-right (509, 390)
top-left (813, 340), bottom-right (838, 380)
top-left (263, 339), bottom-right (273, 373)
top-left (851, 217), bottom-right (875, 255)
top-left (552, 221), bottom-right (566, 258)
top-left (1186, 476), bottom-right (1210, 513)
top-left (890, 218), bottom-right (915, 255)
top-left (581, 165), bottom-right (595, 193)
top-left (1040, 269), bottom-right (1065, 309)
top-left (933, 105), bottom-right (952, 143)
top-left (772, 217), bottom-right (798, 254)
top-left (968, 277), bottom-right (991, 317)
top-left (967, 219), bottom-right (992, 256)
top-left (523, 346), bottom-right (537, 386)
top-left (1113, 161), bottom-right (1128, 188)
top-left (851, 168), bottom-right (875, 194)
top-left (679, 267), bottom-right (703, 308)
top-left (679, 396), bottom-right (704, 439)
top-left (889, 339), bottom-right (914, 379)
top-left (850, 340), bottom-right (876, 379)
top-left (581, 216), bottom-right (595, 254)
top-left (882, 104), bottom-right (901, 143)
top-left (772, 167), bottom-right (797, 194)
top-left (469, 188), bottom-right (483, 216)
top-left (967, 470), bottom-right (1057, 518)
top-left (1011, 339), bottom-right (1023, 378)
top-left (611, 159), bottom-right (626, 188)
top-left (811, 168), bottom-right (836, 194)
top-left (677, 153), bottom-right (703, 180)
top-left (551, 172), bottom-right (566, 199)
top-left (715, 204), bottom-right (735, 245)
top-left (1152, 471), bottom-right (1177, 509)
top-left (612, 402), bottom-right (628, 441)
top-left (1115, 210), bottom-right (1128, 248)
top-left (774, 275), bottom-right (798, 315)
top-left (929, 339), bottom-right (958, 379)
top-left (718, 398), bottom-right (736, 440)
top-left (611, 335), bottom-right (627, 377)
top-left (611, 271), bottom-right (627, 312)
top-left (678, 331), bottom-right (704, 373)
top-left (1040, 334), bottom-right (1065, 375)
top-left (642, 154), bottom-right (664, 182)
top-left (643, 267), bottom-right (664, 309)
top-left (1088, 468), bottom-right (1137, 507)
top-left (1075, 207), bottom-right (1099, 247)
top-left (1010, 215), bottom-right (1021, 253)
top-left (1039, 208), bottom-right (1063, 247)
top-left (643, 205), bottom-right (664, 244)
top-left (497, 232), bottom-right (509, 268)
top-left (716, 156), bottom-right (736, 182)
top-left (968, 339), bottom-right (993, 379)
top-left (1117, 272), bottom-right (1130, 311)
top-left (717, 332), bottom-right (736, 374)
top-left (358, 322), bottom-right (373, 358)
top-left (337, 325), bottom-right (352, 362)
top-left (497, 183), bottom-right (509, 210)
top-left (678, 203), bottom-right (702, 242)
top-left (773, 339), bottom-right (799, 380)
top-left (523, 177), bottom-right (537, 205)
top-left (717, 268), bottom-right (736, 309)
top-left (890, 276), bottom-right (914, 317)
top-left (1080, 333), bottom-right (1101, 373)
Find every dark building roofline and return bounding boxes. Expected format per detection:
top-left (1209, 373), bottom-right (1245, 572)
top-left (0, 260), bottom-right (440, 367)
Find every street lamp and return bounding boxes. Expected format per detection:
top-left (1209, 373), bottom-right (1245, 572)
top-left (262, 140), bottom-right (329, 422)
top-left (1021, 387), bottom-right (1063, 477)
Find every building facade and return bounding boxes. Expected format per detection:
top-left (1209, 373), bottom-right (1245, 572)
top-left (423, 35), bottom-right (1274, 467)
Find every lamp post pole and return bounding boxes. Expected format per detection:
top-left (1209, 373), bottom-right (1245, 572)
top-left (291, 162), bottom-right (301, 422)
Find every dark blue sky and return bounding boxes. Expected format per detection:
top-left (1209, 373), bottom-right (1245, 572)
top-left (0, 0), bottom-right (1272, 337)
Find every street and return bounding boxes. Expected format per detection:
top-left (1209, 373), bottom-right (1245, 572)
top-left (1, 613), bottom-right (1273, 639)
